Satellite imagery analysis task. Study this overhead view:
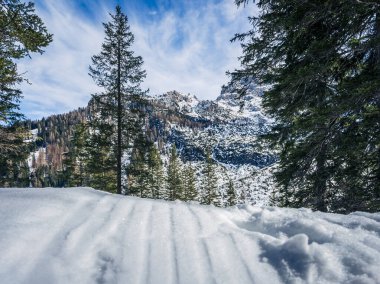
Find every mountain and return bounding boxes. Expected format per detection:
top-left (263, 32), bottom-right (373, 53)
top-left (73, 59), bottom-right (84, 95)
top-left (21, 81), bottom-right (277, 205)
top-left (146, 81), bottom-right (277, 205)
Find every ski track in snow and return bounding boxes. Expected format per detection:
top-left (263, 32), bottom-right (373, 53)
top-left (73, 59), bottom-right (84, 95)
top-left (0, 188), bottom-right (379, 284)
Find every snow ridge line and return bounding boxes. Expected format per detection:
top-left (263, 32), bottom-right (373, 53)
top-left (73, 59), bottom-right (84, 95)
top-left (143, 203), bottom-right (155, 284)
top-left (121, 201), bottom-right (155, 284)
top-left (62, 196), bottom-right (106, 242)
top-left (89, 198), bottom-right (127, 284)
top-left (205, 208), bottom-right (257, 283)
top-left (117, 200), bottom-right (137, 282)
top-left (169, 206), bottom-right (181, 284)
top-left (64, 196), bottom-right (121, 259)
top-left (227, 233), bottom-right (256, 283)
top-left (187, 205), bottom-right (217, 284)
top-left (20, 196), bottom-right (99, 283)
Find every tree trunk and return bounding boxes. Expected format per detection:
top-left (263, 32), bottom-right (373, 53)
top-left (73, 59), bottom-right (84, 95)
top-left (117, 39), bottom-right (122, 195)
top-left (315, 144), bottom-right (327, 211)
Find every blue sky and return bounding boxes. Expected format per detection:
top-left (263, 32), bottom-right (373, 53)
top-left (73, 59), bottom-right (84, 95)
top-left (18, 0), bottom-right (258, 119)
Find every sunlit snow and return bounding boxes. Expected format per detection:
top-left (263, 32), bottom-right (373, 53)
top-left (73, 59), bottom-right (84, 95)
top-left (0, 187), bottom-right (379, 284)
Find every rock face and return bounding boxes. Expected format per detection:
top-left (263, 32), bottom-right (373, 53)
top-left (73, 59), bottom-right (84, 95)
top-left (145, 82), bottom-right (277, 206)
top-left (149, 83), bottom-right (276, 168)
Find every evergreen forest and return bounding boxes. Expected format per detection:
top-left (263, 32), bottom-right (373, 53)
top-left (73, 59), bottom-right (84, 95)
top-left (0, 0), bottom-right (379, 213)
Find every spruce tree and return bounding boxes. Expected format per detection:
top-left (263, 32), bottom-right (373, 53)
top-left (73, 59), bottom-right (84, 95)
top-left (232, 0), bottom-right (380, 212)
top-left (238, 189), bottom-right (246, 205)
top-left (226, 179), bottom-right (237, 207)
top-left (63, 123), bottom-right (89, 187)
top-left (167, 144), bottom-right (183, 201)
top-left (86, 120), bottom-right (117, 193)
top-left (147, 146), bottom-right (166, 199)
top-left (182, 164), bottom-right (198, 202)
top-left (0, 0), bottom-right (52, 186)
top-left (0, 140), bottom-right (30, 187)
top-left (200, 148), bottom-right (218, 205)
top-left (89, 5), bottom-right (146, 194)
top-left (0, 0), bottom-right (52, 161)
top-left (127, 132), bottom-right (152, 197)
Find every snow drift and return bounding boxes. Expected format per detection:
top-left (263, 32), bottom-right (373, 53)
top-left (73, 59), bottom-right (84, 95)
top-left (0, 187), bottom-right (379, 284)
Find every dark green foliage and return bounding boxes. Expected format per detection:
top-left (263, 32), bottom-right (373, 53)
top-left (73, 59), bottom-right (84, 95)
top-left (87, 118), bottom-right (117, 193)
top-left (182, 164), bottom-right (198, 202)
top-left (0, 0), bottom-right (51, 186)
top-left (0, 128), bottom-right (29, 187)
top-left (63, 123), bottom-right (90, 187)
top-left (226, 179), bottom-right (237, 206)
top-left (238, 188), bottom-right (246, 205)
top-left (89, 5), bottom-right (147, 194)
top-left (127, 132), bottom-right (153, 197)
top-left (167, 144), bottom-right (183, 201)
top-left (200, 148), bottom-right (218, 205)
top-left (127, 135), bottom-right (166, 199)
top-left (0, 0), bottom-right (52, 156)
top-left (147, 145), bottom-right (166, 199)
top-left (232, 0), bottom-right (380, 212)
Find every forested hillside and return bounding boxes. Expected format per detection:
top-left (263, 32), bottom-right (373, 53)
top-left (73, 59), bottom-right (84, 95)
top-left (1, 82), bottom-right (277, 207)
top-left (1, 0), bottom-right (379, 214)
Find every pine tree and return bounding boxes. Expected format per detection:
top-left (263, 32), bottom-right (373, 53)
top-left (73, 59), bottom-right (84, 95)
top-left (226, 179), bottom-right (237, 206)
top-left (86, 120), bottom-right (117, 193)
top-left (89, 5), bottom-right (147, 194)
top-left (182, 164), bottom-right (198, 202)
top-left (0, 141), bottom-right (30, 187)
top-left (147, 146), bottom-right (166, 199)
top-left (126, 132), bottom-right (153, 198)
top-left (200, 148), bottom-right (218, 205)
top-left (238, 189), bottom-right (246, 206)
top-left (167, 144), bottom-right (183, 201)
top-left (232, 0), bottom-right (380, 212)
top-left (0, 0), bottom-right (52, 155)
top-left (63, 123), bottom-right (89, 187)
top-left (0, 1), bottom-right (51, 184)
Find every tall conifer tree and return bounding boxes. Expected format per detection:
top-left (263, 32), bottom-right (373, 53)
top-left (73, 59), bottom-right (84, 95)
top-left (232, 0), bottom-right (380, 212)
top-left (0, 1), bottom-right (51, 185)
top-left (147, 146), bottom-right (166, 199)
top-left (167, 144), bottom-right (183, 201)
top-left (89, 5), bottom-right (146, 194)
top-left (0, 0), bottom-right (51, 163)
top-left (200, 148), bottom-right (218, 205)
top-left (226, 179), bottom-right (237, 206)
top-left (127, 132), bottom-right (152, 197)
top-left (182, 164), bottom-right (198, 202)
top-left (63, 123), bottom-right (90, 187)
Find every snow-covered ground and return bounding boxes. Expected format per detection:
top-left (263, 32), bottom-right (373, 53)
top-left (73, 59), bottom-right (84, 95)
top-left (0, 188), bottom-right (379, 284)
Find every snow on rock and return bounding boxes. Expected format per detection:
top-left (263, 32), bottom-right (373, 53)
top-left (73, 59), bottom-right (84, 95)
top-left (0, 187), bottom-right (379, 284)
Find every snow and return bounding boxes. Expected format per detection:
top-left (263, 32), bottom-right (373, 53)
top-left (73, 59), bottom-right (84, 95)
top-left (0, 187), bottom-right (379, 284)
top-left (27, 148), bottom-right (45, 173)
top-left (24, 128), bottom-right (39, 143)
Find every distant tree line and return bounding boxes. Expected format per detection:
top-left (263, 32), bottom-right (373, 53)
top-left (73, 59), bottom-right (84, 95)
top-left (65, 133), bottom-right (238, 206)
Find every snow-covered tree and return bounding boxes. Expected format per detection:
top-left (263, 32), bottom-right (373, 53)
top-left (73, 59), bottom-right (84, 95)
top-left (226, 179), bottom-right (237, 206)
top-left (200, 148), bottom-right (218, 206)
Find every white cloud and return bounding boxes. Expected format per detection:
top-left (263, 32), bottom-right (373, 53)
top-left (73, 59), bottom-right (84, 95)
top-left (19, 0), bottom-right (257, 119)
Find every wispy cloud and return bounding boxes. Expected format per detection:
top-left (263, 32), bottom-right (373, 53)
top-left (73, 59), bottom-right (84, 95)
top-left (18, 0), bottom-right (258, 119)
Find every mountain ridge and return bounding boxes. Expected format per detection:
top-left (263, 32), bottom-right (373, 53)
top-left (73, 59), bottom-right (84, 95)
top-left (23, 82), bottom-right (277, 205)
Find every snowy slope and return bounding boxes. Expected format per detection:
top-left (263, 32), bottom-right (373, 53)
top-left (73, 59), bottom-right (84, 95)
top-left (148, 87), bottom-right (277, 206)
top-left (1, 188), bottom-right (379, 284)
